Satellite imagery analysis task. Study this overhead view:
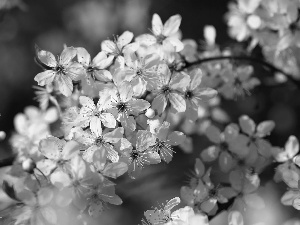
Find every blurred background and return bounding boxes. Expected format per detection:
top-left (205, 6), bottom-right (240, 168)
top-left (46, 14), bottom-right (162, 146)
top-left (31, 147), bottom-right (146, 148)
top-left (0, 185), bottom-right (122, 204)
top-left (0, 0), bottom-right (299, 224)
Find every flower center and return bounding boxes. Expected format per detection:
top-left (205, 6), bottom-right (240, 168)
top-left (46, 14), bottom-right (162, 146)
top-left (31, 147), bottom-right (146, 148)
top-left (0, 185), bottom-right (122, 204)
top-left (130, 150), bottom-right (140, 160)
top-left (117, 102), bottom-right (127, 112)
top-left (185, 90), bottom-right (194, 99)
top-left (87, 66), bottom-right (94, 73)
top-left (209, 188), bottom-right (218, 198)
top-left (55, 65), bottom-right (66, 75)
top-left (136, 69), bottom-right (143, 77)
top-left (220, 142), bottom-right (229, 151)
top-left (156, 34), bottom-right (166, 44)
top-left (161, 85), bottom-right (171, 95)
top-left (95, 137), bottom-right (105, 146)
top-left (153, 140), bottom-right (172, 155)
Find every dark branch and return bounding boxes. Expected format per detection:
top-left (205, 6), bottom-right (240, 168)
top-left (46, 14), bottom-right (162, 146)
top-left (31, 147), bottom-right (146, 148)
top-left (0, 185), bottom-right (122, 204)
top-left (183, 55), bottom-right (300, 89)
top-left (0, 155), bottom-right (15, 168)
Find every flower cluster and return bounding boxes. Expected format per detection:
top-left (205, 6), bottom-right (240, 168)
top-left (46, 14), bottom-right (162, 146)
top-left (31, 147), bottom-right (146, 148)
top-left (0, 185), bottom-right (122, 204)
top-left (1, 13), bottom-right (219, 225)
top-left (227, 0), bottom-right (300, 78)
top-left (0, 8), bottom-right (299, 225)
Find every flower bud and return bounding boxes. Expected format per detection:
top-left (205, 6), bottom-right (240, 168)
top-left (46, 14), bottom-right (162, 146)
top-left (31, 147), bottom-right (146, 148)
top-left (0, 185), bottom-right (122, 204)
top-left (145, 108), bottom-right (155, 118)
top-left (0, 131), bottom-right (6, 141)
top-left (247, 14), bottom-right (261, 30)
top-left (204, 25), bottom-right (216, 46)
top-left (22, 158), bottom-right (36, 173)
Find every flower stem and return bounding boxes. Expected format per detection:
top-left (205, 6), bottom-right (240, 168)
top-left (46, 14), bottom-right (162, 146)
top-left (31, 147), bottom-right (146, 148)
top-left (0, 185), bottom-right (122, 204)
top-left (0, 155), bottom-right (15, 168)
top-left (183, 55), bottom-right (300, 88)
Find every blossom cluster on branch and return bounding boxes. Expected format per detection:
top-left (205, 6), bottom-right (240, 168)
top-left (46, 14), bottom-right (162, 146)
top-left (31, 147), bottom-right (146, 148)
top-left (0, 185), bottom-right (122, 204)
top-left (0, 1), bottom-right (300, 225)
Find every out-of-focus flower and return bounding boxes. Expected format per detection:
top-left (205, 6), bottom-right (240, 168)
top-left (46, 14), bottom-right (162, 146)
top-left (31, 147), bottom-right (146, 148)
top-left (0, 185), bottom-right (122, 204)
top-left (183, 68), bottom-right (217, 122)
top-left (136, 14), bottom-right (183, 59)
top-left (10, 106), bottom-right (58, 158)
top-left (0, 130), bottom-right (6, 140)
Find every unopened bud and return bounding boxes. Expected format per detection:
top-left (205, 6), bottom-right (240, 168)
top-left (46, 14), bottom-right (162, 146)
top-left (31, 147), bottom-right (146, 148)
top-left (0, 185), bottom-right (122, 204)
top-left (145, 108), bottom-right (155, 118)
top-left (204, 25), bottom-right (216, 46)
top-left (247, 14), bottom-right (261, 30)
top-left (22, 158), bottom-right (36, 173)
top-left (0, 131), bottom-right (6, 141)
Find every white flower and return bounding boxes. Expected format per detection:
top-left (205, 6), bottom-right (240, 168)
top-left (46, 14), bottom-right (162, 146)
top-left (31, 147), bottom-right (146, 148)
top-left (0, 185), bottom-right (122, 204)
top-left (136, 14), bottom-right (183, 59)
top-left (165, 206), bottom-right (209, 225)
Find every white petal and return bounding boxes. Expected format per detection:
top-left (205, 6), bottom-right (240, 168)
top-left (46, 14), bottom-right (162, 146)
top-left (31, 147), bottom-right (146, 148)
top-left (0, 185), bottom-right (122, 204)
top-left (117, 31), bottom-right (134, 49)
top-left (163, 14), bottom-right (182, 36)
top-left (76, 47), bottom-right (91, 66)
top-left (152, 13), bottom-right (163, 36)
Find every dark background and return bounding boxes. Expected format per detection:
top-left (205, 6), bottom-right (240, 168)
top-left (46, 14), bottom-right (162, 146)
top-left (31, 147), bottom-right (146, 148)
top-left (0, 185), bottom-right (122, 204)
top-left (0, 0), bottom-right (299, 224)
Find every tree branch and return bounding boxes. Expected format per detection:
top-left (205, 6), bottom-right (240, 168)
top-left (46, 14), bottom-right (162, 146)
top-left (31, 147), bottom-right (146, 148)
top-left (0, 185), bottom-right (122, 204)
top-left (0, 155), bottom-right (15, 168)
top-left (183, 55), bottom-right (300, 89)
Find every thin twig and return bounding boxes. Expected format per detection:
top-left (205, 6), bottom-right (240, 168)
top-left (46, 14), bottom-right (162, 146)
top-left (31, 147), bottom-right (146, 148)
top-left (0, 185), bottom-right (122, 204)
top-left (183, 55), bottom-right (300, 89)
top-left (0, 155), bottom-right (15, 168)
